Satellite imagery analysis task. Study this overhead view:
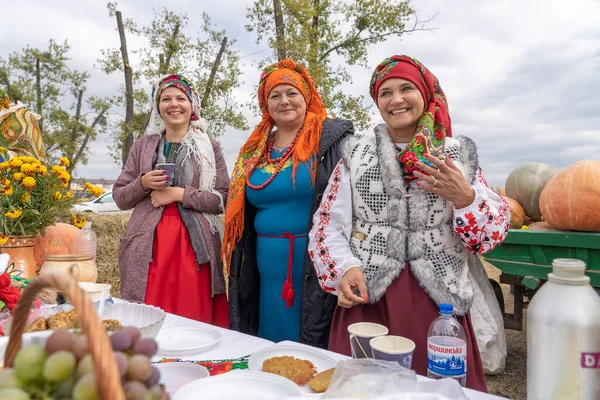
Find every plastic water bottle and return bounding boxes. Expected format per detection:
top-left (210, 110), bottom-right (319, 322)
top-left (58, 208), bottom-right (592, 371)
top-left (527, 259), bottom-right (600, 400)
top-left (73, 221), bottom-right (97, 262)
top-left (427, 303), bottom-right (467, 387)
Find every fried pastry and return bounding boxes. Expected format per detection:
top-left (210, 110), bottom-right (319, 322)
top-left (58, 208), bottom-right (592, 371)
top-left (263, 356), bottom-right (316, 386)
top-left (47, 311), bottom-right (72, 329)
top-left (24, 317), bottom-right (48, 333)
top-left (102, 319), bottom-right (123, 331)
top-left (309, 367), bottom-right (335, 393)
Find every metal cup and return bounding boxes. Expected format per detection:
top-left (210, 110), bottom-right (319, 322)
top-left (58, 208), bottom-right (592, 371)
top-left (155, 163), bottom-right (176, 186)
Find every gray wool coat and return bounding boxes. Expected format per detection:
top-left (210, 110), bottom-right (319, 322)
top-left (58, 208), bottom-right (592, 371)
top-left (113, 134), bottom-right (229, 302)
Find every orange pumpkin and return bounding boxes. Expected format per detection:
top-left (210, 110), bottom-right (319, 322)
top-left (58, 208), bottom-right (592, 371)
top-left (503, 196), bottom-right (526, 229)
top-left (489, 186), bottom-right (507, 197)
top-left (539, 160), bottom-right (600, 232)
top-left (33, 223), bottom-right (81, 268)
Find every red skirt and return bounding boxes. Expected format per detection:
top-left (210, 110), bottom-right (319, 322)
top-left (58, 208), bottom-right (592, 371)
top-left (144, 203), bottom-right (229, 328)
top-left (328, 267), bottom-right (487, 392)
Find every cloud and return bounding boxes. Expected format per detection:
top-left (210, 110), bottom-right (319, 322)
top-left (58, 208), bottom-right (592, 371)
top-left (2, 0), bottom-right (600, 188)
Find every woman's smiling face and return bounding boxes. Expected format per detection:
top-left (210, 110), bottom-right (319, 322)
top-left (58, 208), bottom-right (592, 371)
top-left (377, 78), bottom-right (425, 138)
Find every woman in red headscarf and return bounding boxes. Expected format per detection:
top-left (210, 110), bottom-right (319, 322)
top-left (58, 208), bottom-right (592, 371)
top-left (223, 60), bottom-right (354, 347)
top-left (308, 56), bottom-right (510, 391)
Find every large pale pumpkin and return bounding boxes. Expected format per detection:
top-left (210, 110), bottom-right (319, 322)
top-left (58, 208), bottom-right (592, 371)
top-left (539, 160), bottom-right (600, 232)
top-left (505, 162), bottom-right (560, 221)
top-left (33, 223), bottom-right (80, 268)
top-left (503, 196), bottom-right (526, 229)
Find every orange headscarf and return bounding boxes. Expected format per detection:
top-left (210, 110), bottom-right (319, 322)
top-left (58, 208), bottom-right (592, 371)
top-left (222, 59), bottom-right (328, 273)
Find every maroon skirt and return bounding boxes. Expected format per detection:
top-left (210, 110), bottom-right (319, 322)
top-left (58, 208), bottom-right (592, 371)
top-left (328, 267), bottom-right (487, 392)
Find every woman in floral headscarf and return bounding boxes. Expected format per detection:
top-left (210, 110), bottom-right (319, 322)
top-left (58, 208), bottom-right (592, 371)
top-left (223, 59), bottom-right (354, 346)
top-left (113, 74), bottom-right (229, 326)
top-left (308, 56), bottom-right (510, 390)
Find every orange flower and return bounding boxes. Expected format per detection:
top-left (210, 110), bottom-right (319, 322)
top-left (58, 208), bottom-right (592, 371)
top-left (21, 176), bottom-right (36, 190)
top-left (20, 163), bottom-right (35, 175)
top-left (0, 234), bottom-right (8, 245)
top-left (21, 192), bottom-right (31, 203)
top-left (59, 157), bottom-right (70, 167)
top-left (5, 209), bottom-right (22, 219)
top-left (52, 191), bottom-right (63, 200)
top-left (71, 214), bottom-right (86, 229)
top-left (34, 164), bottom-right (47, 175)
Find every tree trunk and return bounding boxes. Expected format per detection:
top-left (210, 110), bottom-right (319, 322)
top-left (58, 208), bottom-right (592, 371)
top-left (201, 37), bottom-right (228, 111)
top-left (308, 0), bottom-right (320, 69)
top-left (117, 10), bottom-right (135, 167)
top-left (161, 22), bottom-right (180, 75)
top-left (273, 0), bottom-right (287, 60)
top-left (72, 105), bottom-right (109, 168)
top-left (35, 57), bottom-right (44, 134)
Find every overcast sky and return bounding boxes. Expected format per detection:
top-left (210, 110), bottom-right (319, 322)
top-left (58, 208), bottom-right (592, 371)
top-left (2, 0), bottom-right (599, 186)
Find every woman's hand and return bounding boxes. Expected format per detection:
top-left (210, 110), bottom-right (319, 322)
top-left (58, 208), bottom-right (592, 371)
top-left (141, 170), bottom-right (169, 191)
top-left (338, 267), bottom-right (368, 308)
top-left (150, 187), bottom-right (185, 208)
top-left (414, 154), bottom-right (476, 209)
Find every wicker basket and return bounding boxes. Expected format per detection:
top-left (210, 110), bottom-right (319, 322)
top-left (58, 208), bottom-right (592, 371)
top-left (3, 273), bottom-right (167, 400)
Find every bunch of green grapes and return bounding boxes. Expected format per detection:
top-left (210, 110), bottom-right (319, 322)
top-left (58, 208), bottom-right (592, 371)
top-left (0, 326), bottom-right (161, 400)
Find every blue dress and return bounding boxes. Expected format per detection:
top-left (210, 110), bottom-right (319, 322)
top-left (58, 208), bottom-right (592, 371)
top-left (246, 148), bottom-right (315, 342)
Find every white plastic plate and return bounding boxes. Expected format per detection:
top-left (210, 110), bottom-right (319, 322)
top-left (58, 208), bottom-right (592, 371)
top-left (173, 370), bottom-right (303, 400)
top-left (155, 362), bottom-right (210, 395)
top-left (155, 327), bottom-right (221, 356)
top-left (248, 344), bottom-right (337, 395)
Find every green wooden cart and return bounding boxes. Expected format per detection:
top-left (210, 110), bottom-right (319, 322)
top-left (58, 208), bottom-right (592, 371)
top-left (483, 229), bottom-right (600, 331)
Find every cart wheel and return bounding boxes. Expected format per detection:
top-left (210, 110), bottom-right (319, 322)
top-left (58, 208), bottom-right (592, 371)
top-left (489, 278), bottom-right (506, 316)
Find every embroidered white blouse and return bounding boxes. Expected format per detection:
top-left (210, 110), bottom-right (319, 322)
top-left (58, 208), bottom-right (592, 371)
top-left (308, 159), bottom-right (510, 295)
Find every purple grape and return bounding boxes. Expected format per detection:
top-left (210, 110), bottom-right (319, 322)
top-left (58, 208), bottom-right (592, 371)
top-left (114, 351), bottom-right (128, 378)
top-left (123, 326), bottom-right (141, 345)
top-left (45, 329), bottom-right (74, 355)
top-left (71, 335), bottom-right (89, 361)
top-left (144, 366), bottom-right (160, 387)
top-left (133, 338), bottom-right (158, 358)
top-left (110, 330), bottom-right (132, 352)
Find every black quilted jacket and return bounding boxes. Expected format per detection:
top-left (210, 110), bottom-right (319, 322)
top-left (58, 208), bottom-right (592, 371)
top-left (227, 117), bottom-right (354, 349)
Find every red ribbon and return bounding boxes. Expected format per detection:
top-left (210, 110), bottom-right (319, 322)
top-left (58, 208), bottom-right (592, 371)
top-left (258, 232), bottom-right (307, 307)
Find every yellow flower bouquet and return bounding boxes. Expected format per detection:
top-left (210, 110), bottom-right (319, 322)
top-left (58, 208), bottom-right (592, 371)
top-left (0, 146), bottom-right (78, 241)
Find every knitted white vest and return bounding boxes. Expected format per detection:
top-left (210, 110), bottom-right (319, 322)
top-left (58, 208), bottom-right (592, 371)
top-left (342, 124), bottom-right (480, 315)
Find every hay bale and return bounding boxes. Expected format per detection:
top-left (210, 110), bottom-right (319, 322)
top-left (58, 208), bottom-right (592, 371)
top-left (87, 213), bottom-right (131, 298)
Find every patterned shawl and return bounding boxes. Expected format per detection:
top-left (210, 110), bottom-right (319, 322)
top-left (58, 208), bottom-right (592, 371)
top-left (369, 55), bottom-right (452, 181)
top-left (222, 59), bottom-right (328, 272)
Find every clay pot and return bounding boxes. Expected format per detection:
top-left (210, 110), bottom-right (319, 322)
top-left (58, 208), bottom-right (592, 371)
top-left (40, 254), bottom-right (97, 282)
top-left (0, 236), bottom-right (38, 278)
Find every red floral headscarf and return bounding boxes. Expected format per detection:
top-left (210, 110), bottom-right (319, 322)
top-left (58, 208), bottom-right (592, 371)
top-left (370, 55), bottom-right (451, 181)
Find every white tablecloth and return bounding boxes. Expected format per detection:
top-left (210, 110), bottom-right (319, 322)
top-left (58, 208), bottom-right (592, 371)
top-left (153, 312), bottom-right (507, 400)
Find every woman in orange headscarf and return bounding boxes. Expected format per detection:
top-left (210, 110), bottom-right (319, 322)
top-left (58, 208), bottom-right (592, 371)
top-left (223, 60), bottom-right (354, 347)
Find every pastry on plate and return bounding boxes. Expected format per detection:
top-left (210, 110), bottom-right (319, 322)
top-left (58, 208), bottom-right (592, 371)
top-left (263, 356), bottom-right (316, 386)
top-left (309, 367), bottom-right (335, 393)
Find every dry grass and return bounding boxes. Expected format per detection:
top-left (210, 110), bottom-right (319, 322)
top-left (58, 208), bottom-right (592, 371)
top-left (93, 214), bottom-right (527, 399)
top-left (88, 213), bottom-right (131, 298)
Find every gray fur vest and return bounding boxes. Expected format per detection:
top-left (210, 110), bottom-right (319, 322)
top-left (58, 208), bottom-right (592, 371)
top-left (341, 124), bottom-right (479, 315)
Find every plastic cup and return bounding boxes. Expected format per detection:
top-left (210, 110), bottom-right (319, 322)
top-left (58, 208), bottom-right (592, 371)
top-left (347, 322), bottom-right (389, 359)
top-left (370, 335), bottom-right (416, 369)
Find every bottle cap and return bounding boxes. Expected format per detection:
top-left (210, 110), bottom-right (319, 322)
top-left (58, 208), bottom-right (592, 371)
top-left (439, 303), bottom-right (453, 315)
top-left (549, 258), bottom-right (589, 284)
